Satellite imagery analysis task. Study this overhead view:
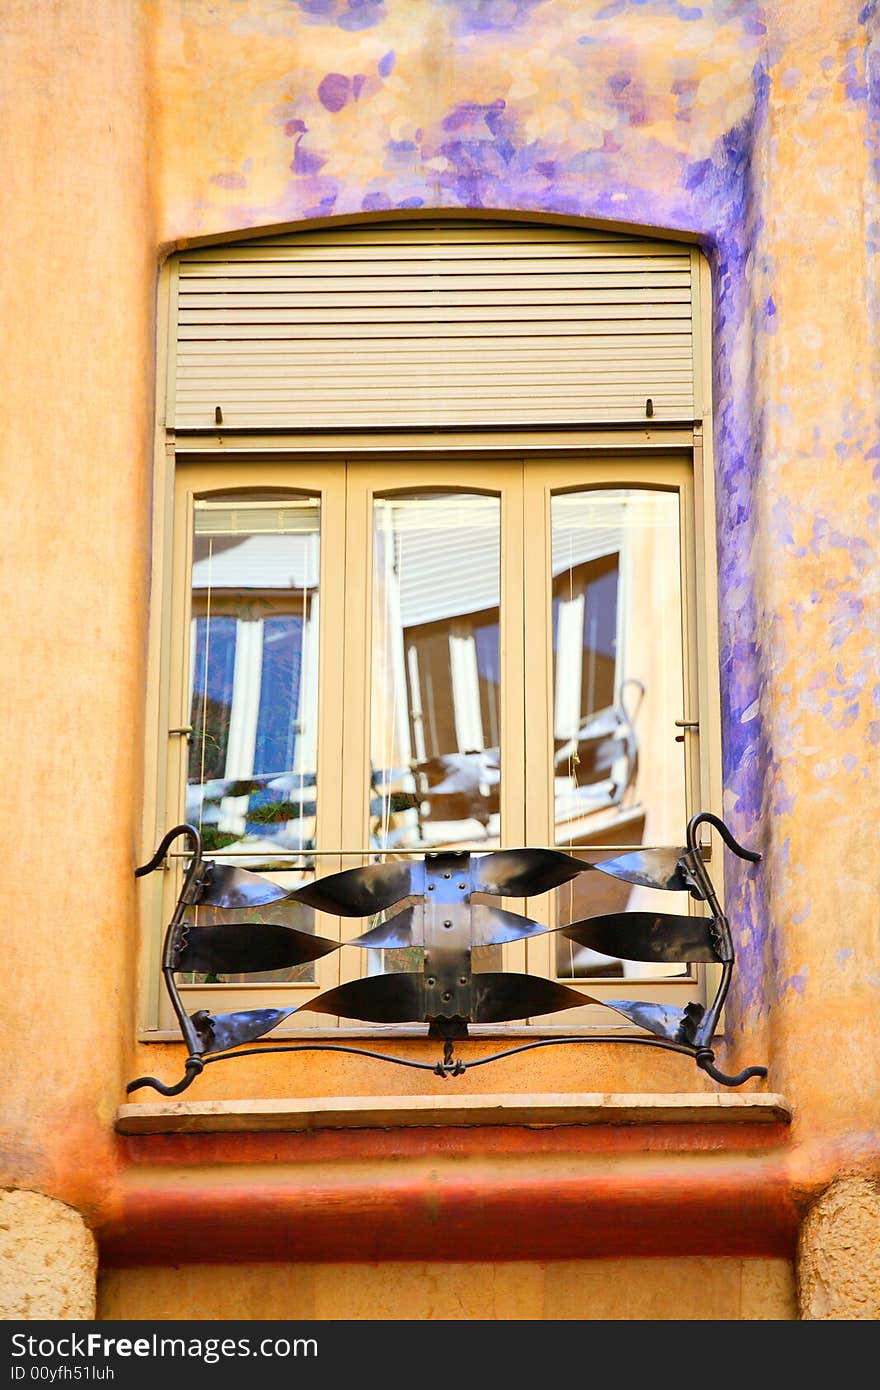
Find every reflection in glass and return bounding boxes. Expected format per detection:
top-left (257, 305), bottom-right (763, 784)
top-left (182, 877), bottom-right (319, 986)
top-left (370, 493), bottom-right (501, 853)
top-left (551, 489), bottom-right (687, 980)
top-left (186, 497), bottom-right (322, 981)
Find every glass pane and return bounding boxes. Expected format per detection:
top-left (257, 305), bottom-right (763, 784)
top-left (186, 496), bottom-right (322, 983)
top-left (370, 492), bottom-right (501, 853)
top-left (550, 488), bottom-right (687, 980)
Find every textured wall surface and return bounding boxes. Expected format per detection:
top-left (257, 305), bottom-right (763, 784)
top-left (98, 1255), bottom-right (796, 1320)
top-left (0, 0), bottom-right (878, 1315)
top-left (798, 1178), bottom-right (880, 1319)
top-left (0, 0), bottom-right (156, 1216)
top-left (140, 0), bottom-right (880, 1139)
top-left (0, 1191), bottom-right (97, 1320)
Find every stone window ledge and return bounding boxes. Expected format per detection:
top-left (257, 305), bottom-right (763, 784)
top-left (115, 1091), bottom-right (791, 1136)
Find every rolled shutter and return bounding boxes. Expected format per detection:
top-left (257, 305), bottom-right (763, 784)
top-left (170, 219), bottom-right (698, 430)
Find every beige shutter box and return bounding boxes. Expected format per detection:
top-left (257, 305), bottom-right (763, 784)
top-left (170, 219), bottom-right (700, 430)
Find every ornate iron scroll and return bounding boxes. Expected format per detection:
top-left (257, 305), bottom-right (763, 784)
top-left (127, 813), bottom-right (768, 1097)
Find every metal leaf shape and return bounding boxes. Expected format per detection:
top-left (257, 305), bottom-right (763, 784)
top-left (472, 972), bottom-right (593, 1023)
top-left (471, 905), bottom-right (550, 946)
top-left (602, 999), bottom-right (698, 1044)
top-left (300, 973), bottom-right (424, 1024)
top-left (348, 907), bottom-right (417, 950)
top-left (560, 911), bottom-right (719, 963)
top-left (474, 848), bottom-right (582, 897)
top-left (189, 1006), bottom-right (298, 1055)
top-left (347, 904), bottom-right (548, 950)
top-left (593, 847), bottom-right (693, 892)
top-left (174, 923), bottom-right (340, 975)
top-left (295, 860), bottom-right (424, 917)
top-left (197, 863), bottom-right (295, 909)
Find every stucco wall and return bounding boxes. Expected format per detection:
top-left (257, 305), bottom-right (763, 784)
top-left (0, 1191), bottom-right (97, 1320)
top-left (0, 0), bottom-right (155, 1213)
top-left (144, 0), bottom-right (880, 1155)
top-left (98, 1255), bottom-right (796, 1320)
top-left (0, 0), bottom-right (877, 1291)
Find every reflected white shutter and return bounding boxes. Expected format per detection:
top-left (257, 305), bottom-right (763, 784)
top-left (171, 219), bottom-right (698, 429)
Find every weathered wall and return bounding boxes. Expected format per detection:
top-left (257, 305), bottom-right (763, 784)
top-left (98, 1255), bottom-right (796, 1320)
top-left (797, 1177), bottom-right (880, 1318)
top-left (142, 0), bottom-right (879, 1156)
top-left (0, 0), bottom-right (155, 1215)
top-left (0, 1192), bottom-right (97, 1320)
top-left (1, 0), bottom-right (878, 1304)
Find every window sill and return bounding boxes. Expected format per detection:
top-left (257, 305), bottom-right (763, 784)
top-left (115, 1090), bottom-right (791, 1135)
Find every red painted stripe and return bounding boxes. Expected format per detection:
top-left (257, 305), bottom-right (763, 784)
top-left (98, 1147), bottom-right (798, 1265)
top-left (115, 1119), bottom-right (788, 1167)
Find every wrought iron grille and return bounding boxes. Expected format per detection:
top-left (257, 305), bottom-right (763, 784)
top-left (127, 812), bottom-right (767, 1097)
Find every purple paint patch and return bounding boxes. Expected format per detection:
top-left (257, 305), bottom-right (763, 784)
top-left (836, 948), bottom-right (853, 967)
top-left (318, 73), bottom-right (351, 112)
top-left (841, 45), bottom-right (868, 102)
top-left (443, 99), bottom-right (506, 133)
top-left (338, 0), bottom-right (386, 30)
top-left (828, 591), bottom-right (863, 648)
top-left (790, 901), bottom-right (811, 925)
top-left (304, 190), bottom-right (339, 217)
top-left (292, 145), bottom-right (327, 175)
top-left (445, 0), bottom-right (549, 34)
top-left (781, 969), bottom-right (808, 996)
top-left (385, 138), bottom-right (419, 172)
top-left (290, 0), bottom-right (385, 32)
top-left (378, 50), bottom-right (395, 78)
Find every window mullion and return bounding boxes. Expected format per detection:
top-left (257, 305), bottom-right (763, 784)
top-left (497, 462), bottom-right (527, 976)
top-left (522, 464), bottom-right (555, 991)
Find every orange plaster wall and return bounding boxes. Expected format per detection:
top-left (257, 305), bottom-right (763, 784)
top-left (0, 0), bottom-right (156, 1206)
top-left (0, 0), bottom-right (878, 1280)
top-left (738, 4), bottom-right (880, 1160)
top-left (97, 1255), bottom-right (797, 1320)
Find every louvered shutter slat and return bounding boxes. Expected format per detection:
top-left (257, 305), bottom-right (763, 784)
top-left (171, 220), bottom-right (696, 429)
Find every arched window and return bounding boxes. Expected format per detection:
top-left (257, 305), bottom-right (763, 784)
top-left (144, 215), bottom-right (720, 1040)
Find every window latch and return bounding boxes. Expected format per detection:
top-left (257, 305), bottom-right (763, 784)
top-left (674, 719), bottom-right (699, 743)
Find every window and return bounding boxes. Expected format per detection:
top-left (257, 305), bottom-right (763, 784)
top-left (144, 216), bottom-right (718, 1042)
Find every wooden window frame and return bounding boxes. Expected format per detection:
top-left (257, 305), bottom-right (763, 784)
top-left (138, 232), bottom-right (721, 1043)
